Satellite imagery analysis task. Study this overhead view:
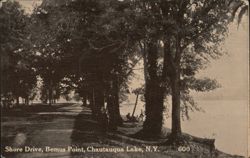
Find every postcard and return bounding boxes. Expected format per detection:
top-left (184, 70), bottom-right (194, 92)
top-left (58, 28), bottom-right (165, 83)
top-left (1, 0), bottom-right (249, 158)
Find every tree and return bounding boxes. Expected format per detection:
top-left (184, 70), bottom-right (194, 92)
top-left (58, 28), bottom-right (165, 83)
top-left (154, 0), bottom-right (233, 142)
top-left (121, 0), bottom-right (175, 137)
top-left (131, 87), bottom-right (144, 117)
top-left (35, 0), bottom-right (134, 130)
top-left (117, 0), bottom-right (234, 139)
top-left (0, 0), bottom-right (37, 107)
top-left (30, 3), bottom-right (73, 105)
top-left (228, 0), bottom-right (248, 25)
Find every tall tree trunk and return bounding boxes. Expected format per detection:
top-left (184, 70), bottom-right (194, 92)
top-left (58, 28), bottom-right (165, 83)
top-left (143, 41), bottom-right (164, 136)
top-left (170, 70), bottom-right (182, 137)
top-left (107, 77), bottom-right (123, 130)
top-left (132, 93), bottom-right (139, 117)
top-left (165, 36), bottom-right (182, 140)
top-left (113, 76), bottom-right (123, 125)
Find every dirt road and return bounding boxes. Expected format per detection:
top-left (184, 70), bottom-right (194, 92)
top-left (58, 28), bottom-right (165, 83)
top-left (1, 103), bottom-right (83, 158)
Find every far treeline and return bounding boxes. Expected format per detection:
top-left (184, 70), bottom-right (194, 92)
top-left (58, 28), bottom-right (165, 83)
top-left (0, 0), bottom-right (248, 142)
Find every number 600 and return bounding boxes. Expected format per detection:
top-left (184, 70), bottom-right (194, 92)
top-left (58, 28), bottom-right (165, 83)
top-left (178, 146), bottom-right (191, 152)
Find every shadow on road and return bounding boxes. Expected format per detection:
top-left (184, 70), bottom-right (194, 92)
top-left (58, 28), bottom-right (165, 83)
top-left (70, 107), bottom-right (109, 158)
top-left (71, 107), bottom-right (104, 143)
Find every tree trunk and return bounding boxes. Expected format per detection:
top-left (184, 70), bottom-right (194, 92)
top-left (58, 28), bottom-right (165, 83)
top-left (25, 96), bottom-right (29, 105)
top-left (107, 95), bottom-right (116, 130)
top-left (170, 70), bottom-right (182, 137)
top-left (165, 36), bottom-right (182, 140)
top-left (107, 78), bottom-right (123, 130)
top-left (48, 80), bottom-right (53, 106)
top-left (16, 96), bottom-right (19, 106)
top-left (143, 84), bottom-right (164, 136)
top-left (113, 76), bottom-right (123, 125)
top-left (90, 89), bottom-right (96, 118)
top-left (93, 85), bottom-right (104, 119)
top-left (132, 93), bottom-right (139, 117)
top-left (143, 41), bottom-right (164, 137)
top-left (82, 95), bottom-right (87, 106)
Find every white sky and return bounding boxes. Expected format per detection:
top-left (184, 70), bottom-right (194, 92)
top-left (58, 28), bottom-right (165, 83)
top-left (194, 17), bottom-right (249, 100)
top-left (15, 0), bottom-right (42, 13)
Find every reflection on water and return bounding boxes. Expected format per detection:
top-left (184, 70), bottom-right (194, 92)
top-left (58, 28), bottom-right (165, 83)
top-left (121, 99), bottom-right (248, 157)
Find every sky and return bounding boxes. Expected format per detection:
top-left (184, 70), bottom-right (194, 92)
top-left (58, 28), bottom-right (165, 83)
top-left (194, 18), bottom-right (249, 100)
top-left (16, 0), bottom-right (249, 100)
top-left (14, 0), bottom-right (42, 13)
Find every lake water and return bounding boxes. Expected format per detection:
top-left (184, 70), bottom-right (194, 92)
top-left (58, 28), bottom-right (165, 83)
top-left (121, 99), bottom-right (248, 157)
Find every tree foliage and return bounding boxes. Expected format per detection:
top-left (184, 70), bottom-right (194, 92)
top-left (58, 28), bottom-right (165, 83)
top-left (0, 0), bottom-right (37, 106)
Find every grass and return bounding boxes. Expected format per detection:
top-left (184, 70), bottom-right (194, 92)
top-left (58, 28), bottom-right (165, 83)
top-left (1, 103), bottom-right (75, 116)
